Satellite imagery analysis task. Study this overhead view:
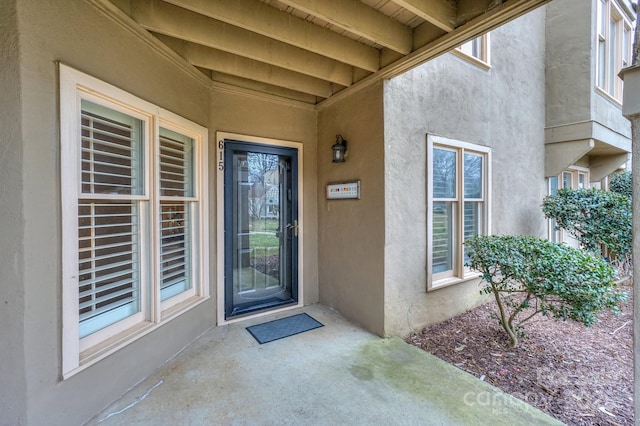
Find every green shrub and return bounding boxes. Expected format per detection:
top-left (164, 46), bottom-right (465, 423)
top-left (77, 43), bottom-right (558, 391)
top-left (465, 235), bottom-right (626, 348)
top-left (609, 170), bottom-right (632, 198)
top-left (541, 188), bottom-right (631, 260)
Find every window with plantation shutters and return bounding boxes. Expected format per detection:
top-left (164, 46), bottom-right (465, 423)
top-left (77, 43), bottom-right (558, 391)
top-left (61, 64), bottom-right (208, 378)
top-left (427, 135), bottom-right (490, 290)
top-left (158, 128), bottom-right (195, 302)
top-left (78, 100), bottom-right (145, 338)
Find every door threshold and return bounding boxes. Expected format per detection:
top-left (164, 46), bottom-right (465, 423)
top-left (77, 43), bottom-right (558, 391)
top-left (229, 298), bottom-right (297, 319)
top-left (218, 302), bottom-right (303, 326)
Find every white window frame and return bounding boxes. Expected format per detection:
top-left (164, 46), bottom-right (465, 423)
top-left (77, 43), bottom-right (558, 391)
top-left (427, 135), bottom-right (491, 291)
top-left (596, 0), bottom-right (632, 102)
top-left (60, 64), bottom-right (209, 378)
top-left (453, 33), bottom-right (491, 69)
top-left (547, 166), bottom-right (590, 242)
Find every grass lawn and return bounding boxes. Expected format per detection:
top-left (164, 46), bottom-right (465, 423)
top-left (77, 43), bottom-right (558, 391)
top-left (250, 233), bottom-right (279, 250)
top-left (250, 219), bottom-right (279, 232)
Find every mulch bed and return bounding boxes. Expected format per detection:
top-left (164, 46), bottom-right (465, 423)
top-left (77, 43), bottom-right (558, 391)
top-left (251, 254), bottom-right (280, 279)
top-left (407, 283), bottom-right (633, 425)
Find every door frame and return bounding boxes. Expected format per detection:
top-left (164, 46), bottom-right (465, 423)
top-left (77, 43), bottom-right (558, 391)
top-left (216, 132), bottom-right (304, 325)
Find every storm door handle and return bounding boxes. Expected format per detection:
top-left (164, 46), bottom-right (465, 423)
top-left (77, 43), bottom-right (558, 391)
top-left (285, 220), bottom-right (299, 237)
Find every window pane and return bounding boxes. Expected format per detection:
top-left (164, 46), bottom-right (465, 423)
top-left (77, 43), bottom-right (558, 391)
top-left (78, 201), bottom-right (141, 337)
top-left (459, 36), bottom-right (485, 61)
top-left (598, 39), bottom-right (607, 88)
top-left (464, 153), bottom-right (483, 198)
top-left (81, 100), bottom-right (144, 195)
top-left (549, 176), bottom-right (558, 195)
top-left (159, 128), bottom-right (194, 197)
top-left (598, 0), bottom-right (605, 36)
top-left (160, 201), bottom-right (192, 301)
top-left (562, 172), bottom-right (573, 189)
top-left (608, 17), bottom-right (617, 93)
top-left (623, 27), bottom-right (630, 66)
top-left (432, 201), bottom-right (455, 273)
top-left (471, 38), bottom-right (481, 59)
top-left (433, 148), bottom-right (456, 198)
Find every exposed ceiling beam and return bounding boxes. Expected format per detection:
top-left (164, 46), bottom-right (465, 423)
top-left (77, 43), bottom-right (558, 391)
top-left (210, 72), bottom-right (319, 104)
top-left (321, 0), bottom-right (551, 108)
top-left (390, 0), bottom-right (457, 32)
top-left (162, 0), bottom-right (382, 68)
top-left (130, 0), bottom-right (358, 85)
top-left (156, 34), bottom-right (334, 98)
top-left (457, 0), bottom-right (499, 24)
top-left (275, 0), bottom-right (413, 54)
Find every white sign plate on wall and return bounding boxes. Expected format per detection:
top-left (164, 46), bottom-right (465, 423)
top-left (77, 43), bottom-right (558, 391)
top-left (326, 181), bottom-right (360, 199)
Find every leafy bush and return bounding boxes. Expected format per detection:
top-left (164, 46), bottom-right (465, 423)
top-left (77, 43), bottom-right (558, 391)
top-left (541, 188), bottom-right (631, 260)
top-left (609, 170), bottom-right (632, 198)
top-left (465, 235), bottom-right (626, 348)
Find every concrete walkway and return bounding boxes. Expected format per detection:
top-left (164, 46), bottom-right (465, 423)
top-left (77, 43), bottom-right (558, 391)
top-left (88, 305), bottom-right (562, 426)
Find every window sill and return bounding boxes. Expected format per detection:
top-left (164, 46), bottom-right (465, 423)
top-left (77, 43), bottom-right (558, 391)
top-left (64, 295), bottom-right (209, 380)
top-left (595, 86), bottom-right (623, 107)
top-left (427, 273), bottom-right (482, 292)
top-left (450, 50), bottom-right (491, 71)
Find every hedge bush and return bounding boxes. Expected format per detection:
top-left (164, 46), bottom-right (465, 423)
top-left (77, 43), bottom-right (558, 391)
top-left (465, 235), bottom-right (626, 348)
top-left (609, 170), bottom-right (632, 198)
top-left (541, 188), bottom-right (631, 260)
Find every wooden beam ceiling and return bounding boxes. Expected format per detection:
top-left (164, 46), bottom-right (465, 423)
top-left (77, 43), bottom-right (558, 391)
top-left (99, 0), bottom-right (552, 105)
top-left (275, 0), bottom-right (414, 54)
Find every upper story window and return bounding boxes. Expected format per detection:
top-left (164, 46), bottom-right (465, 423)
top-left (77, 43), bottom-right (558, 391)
top-left (427, 135), bottom-right (491, 290)
top-left (597, 0), bottom-right (632, 102)
top-left (60, 65), bottom-right (209, 378)
top-left (454, 33), bottom-right (491, 69)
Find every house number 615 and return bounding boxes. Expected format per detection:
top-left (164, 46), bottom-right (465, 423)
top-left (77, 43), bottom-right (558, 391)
top-left (218, 140), bottom-right (224, 171)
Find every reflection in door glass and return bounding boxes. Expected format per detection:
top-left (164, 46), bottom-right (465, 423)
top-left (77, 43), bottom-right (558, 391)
top-left (229, 150), bottom-right (294, 317)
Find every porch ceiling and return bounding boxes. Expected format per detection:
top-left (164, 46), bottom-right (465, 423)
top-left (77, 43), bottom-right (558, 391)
top-left (99, 0), bottom-right (551, 105)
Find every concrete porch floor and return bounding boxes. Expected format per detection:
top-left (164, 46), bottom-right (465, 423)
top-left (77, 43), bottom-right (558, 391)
top-left (88, 305), bottom-right (562, 425)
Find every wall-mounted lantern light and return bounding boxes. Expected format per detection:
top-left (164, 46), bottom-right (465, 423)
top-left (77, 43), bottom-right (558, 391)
top-left (332, 134), bottom-right (348, 163)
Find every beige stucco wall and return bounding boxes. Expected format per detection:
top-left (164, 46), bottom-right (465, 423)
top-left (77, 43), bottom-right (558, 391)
top-left (11, 1), bottom-right (318, 424)
top-left (383, 9), bottom-right (548, 337)
top-left (0, 0), bottom-right (27, 423)
top-left (317, 83), bottom-right (386, 336)
top-left (545, 0), bottom-right (593, 128)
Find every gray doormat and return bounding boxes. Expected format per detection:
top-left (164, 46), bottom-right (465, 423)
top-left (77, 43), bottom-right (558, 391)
top-left (246, 313), bottom-right (323, 344)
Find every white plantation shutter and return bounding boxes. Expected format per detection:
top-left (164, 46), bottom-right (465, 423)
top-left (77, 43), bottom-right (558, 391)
top-left (159, 128), bottom-right (195, 301)
top-left (78, 100), bottom-right (144, 338)
top-left (432, 201), bottom-right (454, 273)
top-left (78, 201), bottom-right (140, 337)
top-left (81, 102), bottom-right (143, 195)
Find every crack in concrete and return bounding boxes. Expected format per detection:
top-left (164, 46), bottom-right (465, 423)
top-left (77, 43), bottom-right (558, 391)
top-left (97, 379), bottom-right (163, 423)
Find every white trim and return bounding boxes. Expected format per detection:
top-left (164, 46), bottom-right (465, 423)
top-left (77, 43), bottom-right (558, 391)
top-left (452, 33), bottom-right (491, 70)
top-left (215, 132), bottom-right (304, 326)
top-left (595, 0), bottom-right (633, 102)
top-left (426, 134), bottom-right (491, 291)
top-left (60, 64), bottom-right (209, 378)
top-left (60, 66), bottom-right (82, 375)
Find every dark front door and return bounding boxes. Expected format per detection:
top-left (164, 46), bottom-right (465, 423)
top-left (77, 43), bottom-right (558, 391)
top-left (223, 140), bottom-right (299, 319)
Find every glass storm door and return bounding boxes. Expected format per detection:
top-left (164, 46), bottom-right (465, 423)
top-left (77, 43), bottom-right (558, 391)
top-left (224, 141), bottom-right (299, 319)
